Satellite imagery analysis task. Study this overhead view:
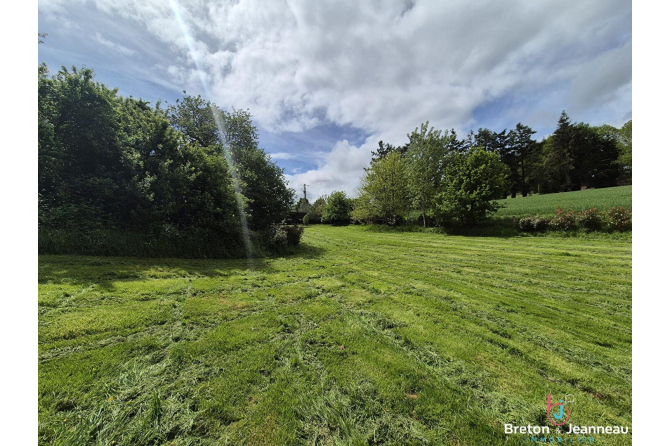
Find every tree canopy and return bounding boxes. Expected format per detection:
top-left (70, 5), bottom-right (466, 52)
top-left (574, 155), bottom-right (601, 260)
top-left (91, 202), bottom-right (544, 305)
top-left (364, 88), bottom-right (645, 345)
top-left (39, 65), bottom-right (294, 255)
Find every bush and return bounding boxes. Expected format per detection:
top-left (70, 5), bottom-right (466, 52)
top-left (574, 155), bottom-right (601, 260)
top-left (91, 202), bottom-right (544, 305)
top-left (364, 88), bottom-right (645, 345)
top-left (285, 225), bottom-right (304, 246)
top-left (532, 216), bottom-right (551, 232)
top-left (606, 206), bottom-right (632, 231)
top-left (302, 214), bottom-right (310, 225)
top-left (263, 225), bottom-right (304, 250)
top-left (549, 207), bottom-right (577, 231)
top-left (518, 215), bottom-right (551, 232)
top-left (576, 208), bottom-right (604, 232)
top-left (518, 216), bottom-right (535, 232)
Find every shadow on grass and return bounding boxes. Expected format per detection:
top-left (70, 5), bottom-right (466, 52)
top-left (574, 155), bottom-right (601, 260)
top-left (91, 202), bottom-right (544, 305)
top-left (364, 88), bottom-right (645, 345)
top-left (38, 242), bottom-right (326, 289)
top-left (360, 217), bottom-right (520, 238)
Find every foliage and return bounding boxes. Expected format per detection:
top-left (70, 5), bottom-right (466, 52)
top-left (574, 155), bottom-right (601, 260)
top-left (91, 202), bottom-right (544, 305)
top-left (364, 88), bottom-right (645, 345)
top-left (548, 207), bottom-right (578, 231)
top-left (38, 65), bottom-right (296, 256)
top-left (517, 216), bottom-right (536, 232)
top-left (302, 214), bottom-right (310, 225)
top-left (517, 216), bottom-right (552, 232)
top-left (322, 191), bottom-right (352, 225)
top-left (405, 122), bottom-right (452, 226)
top-left (353, 151), bottom-right (411, 224)
top-left (575, 207), bottom-right (604, 232)
top-left (434, 148), bottom-right (509, 225)
top-left (262, 224), bottom-right (304, 249)
top-left (306, 196), bottom-right (327, 223)
top-left (167, 95), bottom-right (294, 230)
top-left (542, 112), bottom-right (620, 192)
top-left (606, 206), bottom-right (632, 231)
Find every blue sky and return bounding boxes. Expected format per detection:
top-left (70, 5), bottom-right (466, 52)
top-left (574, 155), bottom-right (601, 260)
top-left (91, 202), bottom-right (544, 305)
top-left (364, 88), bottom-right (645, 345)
top-left (38, 0), bottom-right (632, 201)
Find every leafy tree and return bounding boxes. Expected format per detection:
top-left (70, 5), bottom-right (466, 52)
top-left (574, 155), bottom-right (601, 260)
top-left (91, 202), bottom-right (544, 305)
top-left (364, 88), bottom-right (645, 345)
top-left (353, 151), bottom-right (411, 224)
top-left (295, 197), bottom-right (311, 213)
top-left (306, 196), bottom-right (326, 222)
top-left (322, 191), bottom-right (352, 225)
top-left (617, 120), bottom-right (632, 171)
top-left (38, 66), bottom-right (242, 236)
top-left (167, 94), bottom-right (219, 147)
top-left (167, 96), bottom-right (294, 229)
top-left (371, 140), bottom-right (408, 161)
top-left (405, 122), bottom-right (449, 226)
top-left (434, 148), bottom-right (509, 225)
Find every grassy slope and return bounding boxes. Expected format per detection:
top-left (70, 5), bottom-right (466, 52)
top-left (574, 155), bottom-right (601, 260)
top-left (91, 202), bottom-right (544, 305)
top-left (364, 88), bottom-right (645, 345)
top-left (495, 185), bottom-right (632, 217)
top-left (39, 227), bottom-right (632, 445)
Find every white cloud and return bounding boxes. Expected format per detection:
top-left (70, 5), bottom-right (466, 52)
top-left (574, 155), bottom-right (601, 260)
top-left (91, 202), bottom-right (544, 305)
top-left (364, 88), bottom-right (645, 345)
top-left (286, 139), bottom-right (374, 200)
top-left (94, 32), bottom-right (137, 57)
top-left (268, 152), bottom-right (297, 161)
top-left (40, 0), bottom-right (631, 197)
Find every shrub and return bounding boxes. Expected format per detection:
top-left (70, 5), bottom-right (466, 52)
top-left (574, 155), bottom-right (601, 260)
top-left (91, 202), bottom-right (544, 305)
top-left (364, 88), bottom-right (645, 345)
top-left (518, 216), bottom-right (551, 232)
top-left (606, 206), bottom-right (632, 231)
top-left (532, 216), bottom-right (551, 232)
top-left (285, 225), bottom-right (304, 246)
top-left (302, 214), bottom-right (310, 225)
top-left (262, 224), bottom-right (304, 250)
top-left (576, 208), bottom-right (604, 232)
top-left (518, 217), bottom-right (535, 232)
top-left (549, 207), bottom-right (577, 231)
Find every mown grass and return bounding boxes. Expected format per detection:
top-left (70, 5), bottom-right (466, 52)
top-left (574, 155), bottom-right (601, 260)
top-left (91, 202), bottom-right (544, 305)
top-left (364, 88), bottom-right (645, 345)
top-left (39, 226), bottom-right (632, 445)
top-left (495, 185), bottom-right (632, 217)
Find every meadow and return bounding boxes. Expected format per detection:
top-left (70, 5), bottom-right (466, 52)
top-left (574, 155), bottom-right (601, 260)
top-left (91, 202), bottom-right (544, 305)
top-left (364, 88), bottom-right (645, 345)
top-left (39, 226), bottom-right (632, 445)
top-left (495, 185), bottom-right (632, 217)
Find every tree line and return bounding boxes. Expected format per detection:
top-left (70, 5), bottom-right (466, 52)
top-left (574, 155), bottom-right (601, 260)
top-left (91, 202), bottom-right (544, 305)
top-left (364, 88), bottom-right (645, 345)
top-left (38, 65), bottom-right (296, 257)
top-left (304, 114), bottom-right (631, 227)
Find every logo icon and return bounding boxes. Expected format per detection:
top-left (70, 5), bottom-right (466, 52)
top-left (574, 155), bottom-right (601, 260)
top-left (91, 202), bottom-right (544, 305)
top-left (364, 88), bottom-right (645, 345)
top-left (547, 394), bottom-right (572, 426)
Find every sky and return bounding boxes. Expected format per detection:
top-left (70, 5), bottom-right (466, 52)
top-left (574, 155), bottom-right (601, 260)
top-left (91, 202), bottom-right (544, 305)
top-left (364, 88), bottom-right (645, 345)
top-left (37, 0), bottom-right (632, 202)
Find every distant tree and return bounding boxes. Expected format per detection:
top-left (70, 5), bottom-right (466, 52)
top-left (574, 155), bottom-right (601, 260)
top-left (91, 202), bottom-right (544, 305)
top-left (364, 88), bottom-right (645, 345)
top-left (353, 151), bottom-right (411, 224)
top-left (306, 196), bottom-right (327, 223)
top-left (295, 197), bottom-right (311, 213)
top-left (543, 111), bottom-right (578, 191)
top-left (508, 123), bottom-right (538, 197)
top-left (618, 120), bottom-right (632, 170)
top-left (405, 122), bottom-right (449, 226)
top-left (322, 191), bottom-right (352, 225)
top-left (434, 148), bottom-right (509, 225)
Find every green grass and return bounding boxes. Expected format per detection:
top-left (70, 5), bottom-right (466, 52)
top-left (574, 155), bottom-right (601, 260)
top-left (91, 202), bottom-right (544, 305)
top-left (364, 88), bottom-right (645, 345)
top-left (39, 226), bottom-right (632, 445)
top-left (495, 185), bottom-right (632, 217)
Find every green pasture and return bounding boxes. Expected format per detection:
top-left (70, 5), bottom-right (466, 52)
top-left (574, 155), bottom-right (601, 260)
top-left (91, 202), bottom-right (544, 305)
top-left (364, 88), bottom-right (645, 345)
top-left (39, 226), bottom-right (632, 445)
top-left (495, 185), bottom-right (632, 217)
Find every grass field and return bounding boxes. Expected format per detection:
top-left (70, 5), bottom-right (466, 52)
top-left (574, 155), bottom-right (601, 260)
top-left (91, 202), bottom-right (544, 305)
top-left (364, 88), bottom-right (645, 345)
top-left (495, 185), bottom-right (632, 217)
top-left (39, 226), bottom-right (632, 445)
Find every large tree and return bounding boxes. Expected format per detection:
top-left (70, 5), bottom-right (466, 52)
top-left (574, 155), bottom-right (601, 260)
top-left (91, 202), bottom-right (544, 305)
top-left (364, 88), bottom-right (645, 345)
top-left (321, 191), bottom-right (352, 225)
top-left (167, 96), bottom-right (294, 230)
top-left (434, 148), bottom-right (509, 225)
top-left (353, 151), bottom-right (411, 224)
top-left (405, 122), bottom-right (450, 226)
